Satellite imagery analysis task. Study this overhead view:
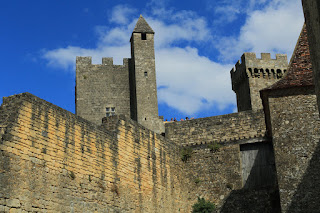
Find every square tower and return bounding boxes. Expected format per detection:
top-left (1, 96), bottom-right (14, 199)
top-left (231, 53), bottom-right (288, 111)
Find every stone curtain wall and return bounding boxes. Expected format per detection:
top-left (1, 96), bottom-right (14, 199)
top-left (0, 93), bottom-right (194, 213)
top-left (181, 144), bottom-right (242, 206)
top-left (267, 88), bottom-right (320, 212)
top-left (165, 110), bottom-right (267, 146)
top-left (165, 110), bottom-right (280, 212)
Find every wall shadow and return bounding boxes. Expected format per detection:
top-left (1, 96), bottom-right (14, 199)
top-left (220, 142), bottom-right (281, 213)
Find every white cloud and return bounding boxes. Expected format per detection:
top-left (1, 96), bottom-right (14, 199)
top-left (156, 47), bottom-right (234, 114)
top-left (109, 5), bottom-right (137, 25)
top-left (217, 0), bottom-right (304, 61)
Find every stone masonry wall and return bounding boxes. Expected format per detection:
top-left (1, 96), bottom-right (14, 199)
top-left (165, 110), bottom-right (267, 146)
top-left (267, 88), bottom-right (320, 212)
top-left (181, 143), bottom-right (280, 212)
top-left (0, 93), bottom-right (195, 213)
top-left (165, 110), bottom-right (280, 212)
top-left (76, 57), bottom-right (131, 125)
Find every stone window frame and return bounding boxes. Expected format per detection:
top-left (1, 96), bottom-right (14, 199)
top-left (106, 106), bottom-right (116, 117)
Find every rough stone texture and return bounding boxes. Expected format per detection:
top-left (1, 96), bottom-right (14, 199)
top-left (178, 142), bottom-right (279, 212)
top-left (165, 110), bottom-right (267, 146)
top-left (265, 88), bottom-right (320, 212)
top-left (165, 111), bottom-right (279, 212)
top-left (76, 57), bottom-right (131, 125)
top-left (0, 93), bottom-right (195, 213)
top-left (302, 0), bottom-right (320, 114)
top-left (76, 17), bottom-right (164, 134)
top-left (231, 53), bottom-right (288, 112)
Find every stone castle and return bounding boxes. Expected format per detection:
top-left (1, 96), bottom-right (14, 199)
top-left (1, 4), bottom-right (320, 212)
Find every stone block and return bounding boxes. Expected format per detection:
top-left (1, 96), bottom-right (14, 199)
top-left (9, 208), bottom-right (22, 213)
top-left (6, 199), bottom-right (20, 208)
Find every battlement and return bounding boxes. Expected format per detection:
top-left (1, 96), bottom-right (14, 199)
top-left (231, 53), bottom-right (289, 88)
top-left (76, 56), bottom-right (130, 67)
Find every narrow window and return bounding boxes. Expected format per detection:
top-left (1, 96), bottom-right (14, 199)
top-left (106, 107), bottom-right (116, 117)
top-left (277, 69), bottom-right (283, 79)
top-left (144, 71), bottom-right (148, 77)
top-left (145, 118), bottom-right (147, 120)
top-left (141, 33), bottom-right (147, 40)
top-left (254, 68), bottom-right (259, 77)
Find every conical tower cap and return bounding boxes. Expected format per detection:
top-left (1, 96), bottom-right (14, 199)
top-left (133, 15), bottom-right (154, 34)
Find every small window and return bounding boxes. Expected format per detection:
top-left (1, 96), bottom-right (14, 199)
top-left (106, 107), bottom-right (116, 117)
top-left (141, 33), bottom-right (147, 40)
top-left (144, 72), bottom-right (148, 77)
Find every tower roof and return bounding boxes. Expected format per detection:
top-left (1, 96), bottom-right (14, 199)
top-left (263, 24), bottom-right (314, 91)
top-left (133, 15), bottom-right (154, 34)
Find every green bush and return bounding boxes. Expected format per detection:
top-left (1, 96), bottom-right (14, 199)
top-left (192, 197), bottom-right (216, 213)
top-left (180, 147), bottom-right (192, 162)
top-left (207, 142), bottom-right (221, 152)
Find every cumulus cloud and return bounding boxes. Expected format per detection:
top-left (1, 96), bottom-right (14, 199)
top-left (156, 47), bottom-right (234, 114)
top-left (216, 0), bottom-right (304, 62)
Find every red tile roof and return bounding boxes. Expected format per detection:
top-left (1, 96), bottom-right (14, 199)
top-left (264, 24), bottom-right (314, 91)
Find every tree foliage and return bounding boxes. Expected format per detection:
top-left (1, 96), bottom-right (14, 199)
top-left (192, 197), bottom-right (216, 213)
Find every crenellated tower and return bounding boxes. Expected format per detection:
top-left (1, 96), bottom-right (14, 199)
top-left (75, 15), bottom-right (164, 133)
top-left (231, 53), bottom-right (288, 112)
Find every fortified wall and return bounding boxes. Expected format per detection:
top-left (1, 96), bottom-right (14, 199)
top-left (165, 111), bottom-right (280, 212)
top-left (0, 93), bottom-right (195, 213)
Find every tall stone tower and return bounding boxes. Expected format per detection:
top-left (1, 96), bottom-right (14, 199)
top-left (129, 15), bottom-right (161, 131)
top-left (76, 15), bottom-right (164, 133)
top-left (231, 53), bottom-right (288, 112)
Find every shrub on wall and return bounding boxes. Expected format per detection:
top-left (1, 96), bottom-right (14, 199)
top-left (207, 142), bottom-right (221, 153)
top-left (180, 147), bottom-right (192, 162)
top-left (192, 197), bottom-right (216, 213)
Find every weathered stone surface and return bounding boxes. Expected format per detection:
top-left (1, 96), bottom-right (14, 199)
top-left (0, 93), bottom-right (195, 213)
top-left (166, 109), bottom-right (266, 146)
top-left (231, 53), bottom-right (288, 111)
top-left (266, 88), bottom-right (320, 212)
top-left (6, 199), bottom-right (20, 208)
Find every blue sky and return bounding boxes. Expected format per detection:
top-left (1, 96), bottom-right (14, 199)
top-left (0, 0), bottom-right (304, 120)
